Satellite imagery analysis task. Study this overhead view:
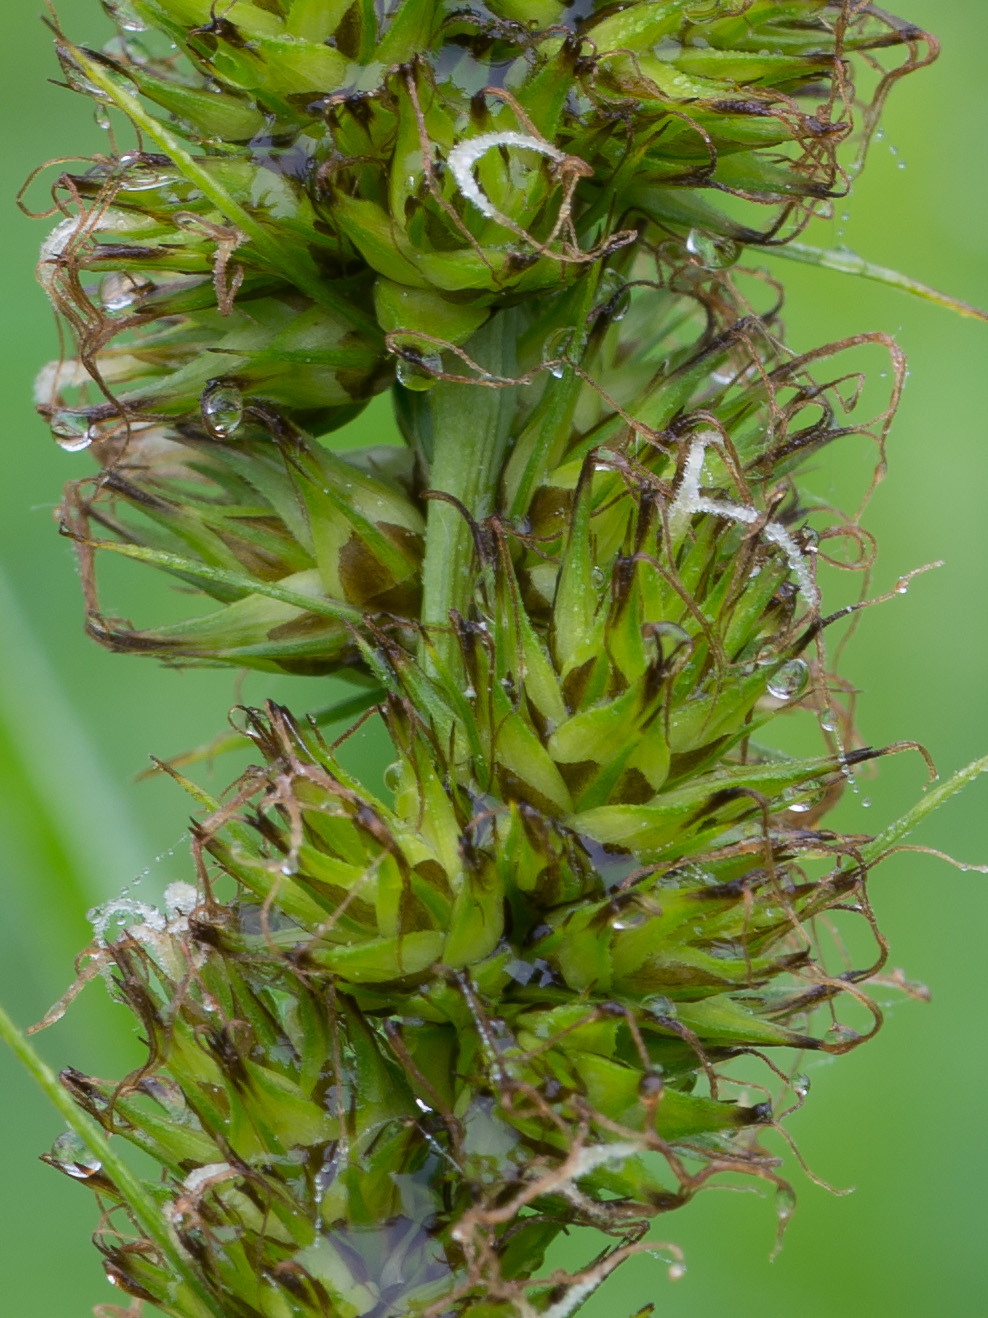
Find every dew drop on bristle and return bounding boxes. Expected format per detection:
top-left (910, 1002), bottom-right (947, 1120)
top-left (48, 1131), bottom-right (102, 1179)
top-left (686, 228), bottom-right (717, 265)
top-left (116, 153), bottom-right (178, 192)
top-left (60, 58), bottom-right (113, 103)
top-left (686, 228), bottom-right (740, 269)
top-left (395, 351), bottom-right (442, 391)
top-left (102, 0), bottom-right (148, 30)
top-left (201, 381), bottom-right (244, 439)
top-left (611, 911), bottom-right (645, 931)
top-left (50, 410), bottom-right (94, 452)
top-left (767, 658), bottom-right (809, 700)
top-left (820, 707), bottom-right (839, 732)
top-left (599, 269), bottom-right (630, 321)
top-left (99, 271), bottom-right (146, 313)
top-left (383, 762), bottom-right (403, 793)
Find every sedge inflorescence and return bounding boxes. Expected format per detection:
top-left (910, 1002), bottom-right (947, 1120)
top-left (23, 3), bottom-right (947, 1315)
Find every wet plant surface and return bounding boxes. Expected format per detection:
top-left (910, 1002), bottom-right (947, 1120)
top-left (4, 3), bottom-right (987, 1317)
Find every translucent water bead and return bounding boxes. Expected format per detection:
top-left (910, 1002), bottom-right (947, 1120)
top-left (200, 381), bottom-right (244, 439)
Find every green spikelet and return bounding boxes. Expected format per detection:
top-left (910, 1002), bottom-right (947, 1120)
top-left (60, 421), bottom-right (423, 672)
top-left (17, 2), bottom-right (966, 1316)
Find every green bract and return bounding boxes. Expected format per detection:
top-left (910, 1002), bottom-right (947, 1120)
top-left (21, 2), bottom-right (951, 1316)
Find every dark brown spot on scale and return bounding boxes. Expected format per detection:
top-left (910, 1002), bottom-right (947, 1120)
top-left (557, 758), bottom-right (598, 799)
top-left (613, 766), bottom-right (654, 804)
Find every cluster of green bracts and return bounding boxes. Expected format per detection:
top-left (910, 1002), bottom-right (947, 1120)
top-left (32, 3), bottom-right (934, 1315)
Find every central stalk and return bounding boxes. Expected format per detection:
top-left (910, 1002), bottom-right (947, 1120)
top-left (402, 311), bottom-right (519, 673)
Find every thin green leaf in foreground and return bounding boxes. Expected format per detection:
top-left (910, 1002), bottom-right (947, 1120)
top-left (767, 242), bottom-right (988, 321)
top-left (860, 754), bottom-right (988, 866)
top-left (0, 1003), bottom-right (223, 1318)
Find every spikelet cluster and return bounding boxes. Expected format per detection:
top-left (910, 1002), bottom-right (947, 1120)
top-left (29, 3), bottom-right (938, 1315)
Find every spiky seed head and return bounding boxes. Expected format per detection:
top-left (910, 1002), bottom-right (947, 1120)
top-left (29, 2), bottom-right (936, 1315)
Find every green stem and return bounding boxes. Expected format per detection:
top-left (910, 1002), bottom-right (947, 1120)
top-left (0, 1002), bottom-right (223, 1318)
top-left (766, 242), bottom-right (988, 322)
top-left (414, 312), bottom-right (519, 671)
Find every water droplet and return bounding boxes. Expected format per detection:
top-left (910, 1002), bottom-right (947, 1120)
top-left (611, 911), bottom-right (645, 931)
top-left (116, 152), bottom-right (176, 191)
top-left (861, 797), bottom-right (871, 808)
top-left (782, 782), bottom-right (823, 814)
top-left (383, 761), bottom-right (403, 793)
top-left (103, 0), bottom-right (148, 30)
top-left (766, 658), bottom-right (809, 701)
top-left (59, 53), bottom-right (114, 102)
top-left (99, 270), bottom-right (147, 313)
top-left (828, 1021), bottom-right (859, 1044)
top-left (895, 579), bottom-right (909, 595)
top-left (820, 707), bottom-right (839, 732)
top-left (599, 269), bottom-right (631, 321)
top-left (591, 565), bottom-right (606, 590)
top-left (94, 104), bottom-right (112, 131)
top-left (793, 1073), bottom-right (811, 1098)
top-left (395, 349), bottom-right (442, 391)
top-left (104, 34), bottom-right (151, 64)
top-left (542, 326), bottom-right (578, 379)
top-left (686, 229), bottom-right (717, 265)
top-left (668, 1262), bottom-right (687, 1281)
top-left (776, 1186), bottom-right (797, 1222)
top-left (200, 380), bottom-right (244, 438)
top-left (48, 1131), bottom-right (102, 1179)
top-left (686, 228), bottom-right (739, 269)
top-left (50, 410), bottom-right (94, 452)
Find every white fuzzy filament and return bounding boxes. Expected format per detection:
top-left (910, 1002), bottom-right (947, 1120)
top-left (669, 434), bottom-right (819, 609)
top-left (448, 130), bottom-right (568, 223)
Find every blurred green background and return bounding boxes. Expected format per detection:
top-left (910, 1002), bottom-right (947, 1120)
top-left (1, 2), bottom-right (986, 1312)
